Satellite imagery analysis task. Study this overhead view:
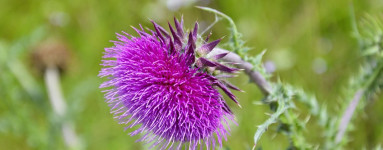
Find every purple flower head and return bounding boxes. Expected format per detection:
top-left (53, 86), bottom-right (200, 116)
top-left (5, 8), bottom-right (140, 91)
top-left (99, 17), bottom-right (241, 150)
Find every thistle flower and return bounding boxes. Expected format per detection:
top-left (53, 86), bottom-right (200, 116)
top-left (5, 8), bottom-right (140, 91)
top-left (99, 17), bottom-right (241, 150)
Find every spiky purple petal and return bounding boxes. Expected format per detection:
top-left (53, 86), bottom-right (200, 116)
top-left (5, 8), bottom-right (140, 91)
top-left (198, 39), bottom-right (222, 55)
top-left (214, 62), bottom-right (240, 73)
top-left (174, 17), bottom-right (184, 38)
top-left (212, 52), bottom-right (229, 60)
top-left (198, 57), bottom-right (217, 67)
top-left (168, 22), bottom-right (182, 50)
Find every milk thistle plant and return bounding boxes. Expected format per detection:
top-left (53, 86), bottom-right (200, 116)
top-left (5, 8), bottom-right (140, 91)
top-left (3, 2), bottom-right (383, 150)
top-left (98, 7), bottom-right (383, 150)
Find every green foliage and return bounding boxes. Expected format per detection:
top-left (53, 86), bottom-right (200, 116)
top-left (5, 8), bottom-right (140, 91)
top-left (200, 6), bottom-right (383, 150)
top-left (334, 14), bottom-right (383, 148)
top-left (0, 27), bottom-right (94, 150)
top-left (0, 28), bottom-right (50, 149)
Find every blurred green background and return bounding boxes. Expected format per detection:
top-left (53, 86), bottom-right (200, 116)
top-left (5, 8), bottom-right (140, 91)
top-left (1, 0), bottom-right (383, 149)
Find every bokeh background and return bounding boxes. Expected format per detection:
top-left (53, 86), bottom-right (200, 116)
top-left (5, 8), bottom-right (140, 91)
top-left (1, 0), bottom-right (383, 149)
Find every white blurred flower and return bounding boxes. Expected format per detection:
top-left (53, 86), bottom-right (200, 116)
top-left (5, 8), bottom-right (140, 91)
top-left (49, 12), bottom-right (69, 27)
top-left (312, 57), bottom-right (327, 74)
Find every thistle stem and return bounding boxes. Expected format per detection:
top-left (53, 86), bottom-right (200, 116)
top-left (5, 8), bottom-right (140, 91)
top-left (335, 89), bottom-right (364, 143)
top-left (211, 48), bottom-right (272, 95)
top-left (44, 66), bottom-right (80, 149)
top-left (336, 61), bottom-right (383, 144)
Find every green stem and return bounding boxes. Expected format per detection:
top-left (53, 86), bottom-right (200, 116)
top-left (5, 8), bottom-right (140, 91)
top-left (363, 61), bottom-right (383, 90)
top-left (196, 6), bottom-right (242, 55)
top-left (336, 60), bottom-right (383, 144)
